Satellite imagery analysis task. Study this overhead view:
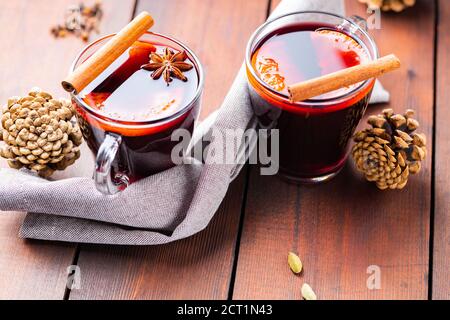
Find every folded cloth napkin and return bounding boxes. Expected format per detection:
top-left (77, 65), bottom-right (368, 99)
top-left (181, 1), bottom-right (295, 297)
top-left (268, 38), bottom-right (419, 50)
top-left (0, 0), bottom-right (389, 245)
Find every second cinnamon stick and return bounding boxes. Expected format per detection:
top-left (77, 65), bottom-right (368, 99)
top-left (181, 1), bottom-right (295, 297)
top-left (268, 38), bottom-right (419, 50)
top-left (287, 54), bottom-right (401, 102)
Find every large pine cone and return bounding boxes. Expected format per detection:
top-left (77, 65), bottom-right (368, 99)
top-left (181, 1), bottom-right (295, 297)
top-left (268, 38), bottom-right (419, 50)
top-left (358, 0), bottom-right (416, 12)
top-left (0, 88), bottom-right (83, 177)
top-left (352, 108), bottom-right (426, 190)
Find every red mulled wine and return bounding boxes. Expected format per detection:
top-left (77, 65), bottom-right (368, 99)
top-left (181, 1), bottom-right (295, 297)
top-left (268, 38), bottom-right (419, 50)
top-left (247, 16), bottom-right (376, 183)
top-left (72, 34), bottom-right (202, 190)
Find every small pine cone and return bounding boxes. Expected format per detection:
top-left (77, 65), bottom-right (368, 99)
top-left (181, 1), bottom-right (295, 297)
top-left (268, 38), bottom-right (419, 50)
top-left (358, 0), bottom-right (416, 12)
top-left (352, 108), bottom-right (426, 190)
top-left (0, 88), bottom-right (83, 177)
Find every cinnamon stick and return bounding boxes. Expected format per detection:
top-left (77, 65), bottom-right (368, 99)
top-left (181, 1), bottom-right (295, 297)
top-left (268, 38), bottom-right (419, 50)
top-left (62, 11), bottom-right (154, 94)
top-left (287, 54), bottom-right (401, 102)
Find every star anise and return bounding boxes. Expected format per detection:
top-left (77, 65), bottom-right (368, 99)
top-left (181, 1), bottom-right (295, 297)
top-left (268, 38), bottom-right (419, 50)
top-left (141, 47), bottom-right (193, 85)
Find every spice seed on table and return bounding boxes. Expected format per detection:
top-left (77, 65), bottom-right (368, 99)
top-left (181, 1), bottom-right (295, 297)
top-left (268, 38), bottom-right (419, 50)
top-left (288, 252), bottom-right (303, 274)
top-left (301, 283), bottom-right (317, 300)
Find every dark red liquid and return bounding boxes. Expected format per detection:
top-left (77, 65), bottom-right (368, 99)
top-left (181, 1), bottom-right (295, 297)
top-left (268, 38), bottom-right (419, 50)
top-left (74, 41), bottom-right (200, 182)
top-left (248, 23), bottom-right (374, 181)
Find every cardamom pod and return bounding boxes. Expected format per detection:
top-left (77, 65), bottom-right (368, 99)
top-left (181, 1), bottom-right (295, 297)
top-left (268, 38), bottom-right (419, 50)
top-left (288, 252), bottom-right (303, 274)
top-left (301, 283), bottom-right (317, 300)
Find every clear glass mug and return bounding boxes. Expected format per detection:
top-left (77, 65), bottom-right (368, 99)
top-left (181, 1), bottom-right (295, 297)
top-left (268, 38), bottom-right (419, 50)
top-left (70, 32), bottom-right (204, 194)
top-left (246, 11), bottom-right (378, 183)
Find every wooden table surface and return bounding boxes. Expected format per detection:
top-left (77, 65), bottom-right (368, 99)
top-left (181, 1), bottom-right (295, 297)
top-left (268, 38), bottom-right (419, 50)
top-left (0, 0), bottom-right (448, 300)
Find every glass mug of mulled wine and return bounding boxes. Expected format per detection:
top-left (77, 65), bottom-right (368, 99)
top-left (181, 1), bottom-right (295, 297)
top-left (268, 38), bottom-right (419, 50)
top-left (70, 32), bottom-right (204, 194)
top-left (246, 11), bottom-right (378, 183)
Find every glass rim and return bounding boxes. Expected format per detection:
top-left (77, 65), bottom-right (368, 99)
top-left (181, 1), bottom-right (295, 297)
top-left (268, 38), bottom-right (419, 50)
top-left (245, 10), bottom-right (379, 107)
top-left (70, 31), bottom-right (204, 126)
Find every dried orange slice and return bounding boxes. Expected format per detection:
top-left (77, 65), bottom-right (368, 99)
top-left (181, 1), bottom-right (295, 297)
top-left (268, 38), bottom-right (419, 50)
top-left (255, 56), bottom-right (286, 92)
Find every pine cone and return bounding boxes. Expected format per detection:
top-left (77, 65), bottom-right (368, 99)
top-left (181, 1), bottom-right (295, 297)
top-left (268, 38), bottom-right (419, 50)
top-left (358, 0), bottom-right (416, 12)
top-left (352, 108), bottom-right (426, 190)
top-left (0, 88), bottom-right (83, 177)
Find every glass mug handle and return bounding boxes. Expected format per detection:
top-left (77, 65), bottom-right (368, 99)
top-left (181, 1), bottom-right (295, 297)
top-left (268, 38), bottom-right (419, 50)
top-left (94, 133), bottom-right (130, 195)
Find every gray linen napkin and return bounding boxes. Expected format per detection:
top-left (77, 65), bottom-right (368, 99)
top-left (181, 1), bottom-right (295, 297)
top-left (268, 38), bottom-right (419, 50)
top-left (0, 0), bottom-right (389, 245)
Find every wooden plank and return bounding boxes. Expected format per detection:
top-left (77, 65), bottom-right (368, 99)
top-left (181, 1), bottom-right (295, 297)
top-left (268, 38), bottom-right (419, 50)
top-left (70, 172), bottom-right (247, 300)
top-left (69, 0), bottom-right (268, 300)
top-left (233, 0), bottom-right (435, 300)
top-left (0, 0), bottom-right (136, 299)
top-left (433, 0), bottom-right (450, 300)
